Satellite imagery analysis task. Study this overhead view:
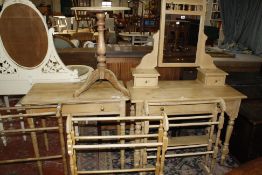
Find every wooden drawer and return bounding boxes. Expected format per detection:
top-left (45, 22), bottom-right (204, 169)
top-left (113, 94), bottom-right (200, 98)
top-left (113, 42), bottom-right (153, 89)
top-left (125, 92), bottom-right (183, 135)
top-left (62, 102), bottom-right (121, 115)
top-left (197, 68), bottom-right (227, 86)
top-left (134, 77), bottom-right (158, 87)
top-left (148, 103), bottom-right (216, 115)
top-left (205, 76), bottom-right (225, 86)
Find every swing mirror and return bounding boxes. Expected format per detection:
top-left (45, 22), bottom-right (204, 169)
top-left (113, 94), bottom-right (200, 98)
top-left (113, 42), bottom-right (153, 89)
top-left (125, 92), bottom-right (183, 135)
top-left (158, 0), bottom-right (206, 67)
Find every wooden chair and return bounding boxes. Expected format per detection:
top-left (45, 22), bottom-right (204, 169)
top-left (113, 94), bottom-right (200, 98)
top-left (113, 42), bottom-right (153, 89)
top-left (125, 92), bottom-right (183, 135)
top-left (0, 0), bottom-right (93, 96)
top-left (144, 99), bottom-right (226, 174)
top-left (71, 0), bottom-right (94, 32)
top-left (0, 105), bottom-right (68, 175)
top-left (53, 16), bottom-right (68, 32)
top-left (66, 113), bottom-right (169, 175)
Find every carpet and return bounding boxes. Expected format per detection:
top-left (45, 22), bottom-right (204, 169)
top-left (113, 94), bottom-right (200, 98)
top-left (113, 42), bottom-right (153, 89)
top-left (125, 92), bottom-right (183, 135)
top-left (76, 124), bottom-right (239, 175)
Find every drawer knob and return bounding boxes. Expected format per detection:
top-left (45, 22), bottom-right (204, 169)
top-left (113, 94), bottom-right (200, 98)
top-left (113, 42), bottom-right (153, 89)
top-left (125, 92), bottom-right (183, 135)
top-left (100, 105), bottom-right (104, 111)
top-left (160, 107), bottom-right (164, 111)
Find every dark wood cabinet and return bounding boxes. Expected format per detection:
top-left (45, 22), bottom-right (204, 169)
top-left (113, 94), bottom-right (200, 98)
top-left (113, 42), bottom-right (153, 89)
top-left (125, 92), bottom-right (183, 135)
top-left (230, 101), bottom-right (262, 163)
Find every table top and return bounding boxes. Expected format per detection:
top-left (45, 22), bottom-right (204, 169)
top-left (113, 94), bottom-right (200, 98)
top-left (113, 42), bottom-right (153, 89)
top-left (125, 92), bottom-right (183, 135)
top-left (71, 7), bottom-right (130, 12)
top-left (126, 80), bottom-right (246, 103)
top-left (20, 81), bottom-right (129, 105)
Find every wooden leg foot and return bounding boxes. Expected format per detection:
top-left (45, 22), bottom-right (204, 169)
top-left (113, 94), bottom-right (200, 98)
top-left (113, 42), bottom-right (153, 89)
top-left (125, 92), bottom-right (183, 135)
top-left (74, 69), bottom-right (100, 97)
top-left (104, 69), bottom-right (130, 97)
top-left (74, 68), bottom-right (130, 97)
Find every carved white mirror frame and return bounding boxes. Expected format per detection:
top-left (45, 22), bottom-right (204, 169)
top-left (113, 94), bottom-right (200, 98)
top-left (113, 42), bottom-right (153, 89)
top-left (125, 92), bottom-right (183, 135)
top-left (0, 0), bottom-right (92, 95)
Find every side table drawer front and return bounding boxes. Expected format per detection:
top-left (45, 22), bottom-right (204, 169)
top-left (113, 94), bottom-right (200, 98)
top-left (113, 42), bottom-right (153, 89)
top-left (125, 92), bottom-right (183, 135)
top-left (62, 102), bottom-right (120, 114)
top-left (134, 77), bottom-right (158, 87)
top-left (205, 76), bottom-right (226, 86)
top-left (148, 103), bottom-right (216, 115)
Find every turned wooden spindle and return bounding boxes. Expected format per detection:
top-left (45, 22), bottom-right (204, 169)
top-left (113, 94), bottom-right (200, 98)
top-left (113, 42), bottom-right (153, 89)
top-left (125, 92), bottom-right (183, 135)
top-left (96, 12), bottom-right (106, 71)
top-left (73, 8), bottom-right (130, 98)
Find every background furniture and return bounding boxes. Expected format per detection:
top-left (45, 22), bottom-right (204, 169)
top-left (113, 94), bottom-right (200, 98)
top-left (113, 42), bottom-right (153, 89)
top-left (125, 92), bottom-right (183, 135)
top-left (230, 102), bottom-right (262, 163)
top-left (53, 15), bottom-right (68, 32)
top-left (210, 0), bottom-right (222, 28)
top-left (71, 0), bottom-right (93, 32)
top-left (53, 35), bottom-right (77, 48)
top-left (119, 32), bottom-right (152, 45)
top-left (225, 72), bottom-right (262, 163)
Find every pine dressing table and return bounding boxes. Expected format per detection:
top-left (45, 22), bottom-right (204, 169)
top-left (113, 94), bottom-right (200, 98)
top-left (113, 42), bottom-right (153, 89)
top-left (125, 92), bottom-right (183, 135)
top-left (127, 80), bottom-right (246, 165)
top-left (128, 0), bottom-right (247, 168)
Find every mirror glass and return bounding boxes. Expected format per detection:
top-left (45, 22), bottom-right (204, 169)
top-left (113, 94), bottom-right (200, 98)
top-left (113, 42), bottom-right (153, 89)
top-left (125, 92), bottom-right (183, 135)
top-left (158, 1), bottom-right (206, 67)
top-left (0, 4), bottom-right (48, 68)
top-left (163, 14), bottom-right (200, 64)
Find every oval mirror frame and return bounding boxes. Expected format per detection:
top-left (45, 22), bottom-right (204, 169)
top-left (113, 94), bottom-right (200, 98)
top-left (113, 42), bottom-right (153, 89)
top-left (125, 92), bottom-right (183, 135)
top-left (0, 3), bottom-right (48, 68)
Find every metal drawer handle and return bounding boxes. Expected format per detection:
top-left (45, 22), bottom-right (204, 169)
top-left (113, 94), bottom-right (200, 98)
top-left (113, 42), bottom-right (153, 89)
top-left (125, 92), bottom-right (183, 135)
top-left (100, 105), bottom-right (104, 111)
top-left (160, 107), bottom-right (164, 111)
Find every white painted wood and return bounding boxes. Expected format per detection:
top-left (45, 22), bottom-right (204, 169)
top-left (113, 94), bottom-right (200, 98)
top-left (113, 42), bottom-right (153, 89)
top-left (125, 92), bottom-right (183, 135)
top-left (0, 0), bottom-right (93, 95)
top-left (3, 96), bottom-right (9, 108)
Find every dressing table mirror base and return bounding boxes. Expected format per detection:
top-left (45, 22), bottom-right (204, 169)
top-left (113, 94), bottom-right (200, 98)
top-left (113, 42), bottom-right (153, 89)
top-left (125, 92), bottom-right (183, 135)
top-left (132, 32), bottom-right (160, 88)
top-left (197, 68), bottom-right (228, 86)
top-left (132, 68), bottom-right (160, 88)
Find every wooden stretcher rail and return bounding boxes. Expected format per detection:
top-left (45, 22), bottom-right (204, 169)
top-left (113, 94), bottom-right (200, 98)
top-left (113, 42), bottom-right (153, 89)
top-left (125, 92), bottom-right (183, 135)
top-left (169, 121), bottom-right (219, 127)
top-left (0, 155), bottom-right (62, 164)
top-left (73, 143), bottom-right (163, 150)
top-left (0, 127), bottom-right (59, 133)
top-left (75, 134), bottom-right (158, 140)
top-left (147, 143), bottom-right (209, 151)
top-left (77, 167), bottom-right (156, 174)
top-left (167, 144), bottom-right (209, 150)
top-left (0, 112), bottom-right (56, 119)
top-left (168, 115), bottom-right (213, 120)
top-left (166, 151), bottom-right (214, 157)
top-left (71, 116), bottom-right (164, 122)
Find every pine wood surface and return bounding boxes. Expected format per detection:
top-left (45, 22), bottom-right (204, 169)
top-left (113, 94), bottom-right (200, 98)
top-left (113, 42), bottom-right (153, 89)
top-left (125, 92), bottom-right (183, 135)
top-left (20, 81), bottom-right (128, 105)
top-left (127, 80), bottom-right (246, 103)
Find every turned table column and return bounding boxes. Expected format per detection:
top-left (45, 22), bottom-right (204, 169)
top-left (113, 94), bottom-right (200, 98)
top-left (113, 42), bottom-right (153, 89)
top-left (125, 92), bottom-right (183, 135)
top-left (71, 6), bottom-right (130, 97)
